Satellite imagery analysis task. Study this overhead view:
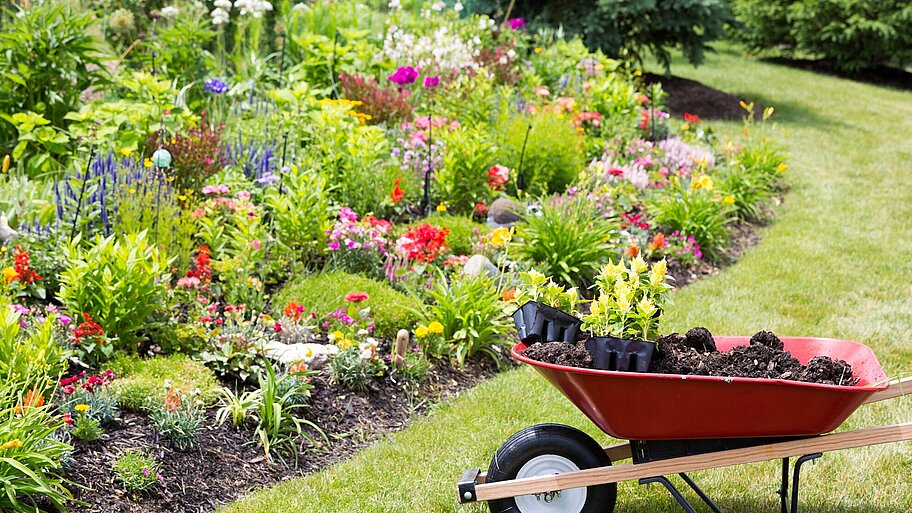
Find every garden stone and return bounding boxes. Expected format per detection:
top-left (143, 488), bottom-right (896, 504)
top-left (486, 198), bottom-right (523, 228)
top-left (0, 215), bottom-right (17, 245)
top-left (263, 341), bottom-right (339, 368)
top-left (462, 254), bottom-right (500, 279)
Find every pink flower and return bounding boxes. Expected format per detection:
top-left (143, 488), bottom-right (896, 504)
top-left (507, 18), bottom-right (525, 30)
top-left (176, 276), bottom-right (201, 289)
top-left (344, 292), bottom-right (370, 303)
top-left (388, 66), bottom-right (419, 86)
top-left (237, 190), bottom-right (251, 200)
top-left (534, 86), bottom-right (550, 97)
top-left (274, 322), bottom-right (282, 333)
top-left (251, 239), bottom-right (261, 250)
top-left (423, 76), bottom-right (439, 88)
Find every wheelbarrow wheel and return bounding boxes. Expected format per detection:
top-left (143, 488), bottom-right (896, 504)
top-left (486, 423), bottom-right (616, 513)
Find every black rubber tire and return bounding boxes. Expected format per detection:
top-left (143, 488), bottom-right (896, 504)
top-left (486, 424), bottom-right (617, 513)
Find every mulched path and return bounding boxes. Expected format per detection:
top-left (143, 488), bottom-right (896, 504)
top-left (67, 356), bottom-right (502, 513)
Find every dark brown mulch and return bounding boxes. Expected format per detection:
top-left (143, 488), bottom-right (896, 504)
top-left (644, 72), bottom-right (749, 120)
top-left (763, 58), bottom-right (912, 92)
top-left (67, 356), bottom-right (502, 513)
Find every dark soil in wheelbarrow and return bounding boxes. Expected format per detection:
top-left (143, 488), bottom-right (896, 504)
top-left (523, 328), bottom-right (858, 386)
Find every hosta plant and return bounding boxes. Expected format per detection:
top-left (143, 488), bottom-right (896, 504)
top-left (582, 257), bottom-right (673, 341)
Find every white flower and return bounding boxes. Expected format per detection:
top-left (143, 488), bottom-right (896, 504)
top-left (431, 1), bottom-right (445, 10)
top-left (211, 7), bottom-right (230, 25)
top-left (507, 49), bottom-right (517, 59)
top-left (357, 329), bottom-right (369, 336)
top-left (388, 0), bottom-right (401, 9)
top-left (160, 5), bottom-right (179, 18)
top-left (454, 2), bottom-right (463, 12)
top-left (214, 0), bottom-right (231, 8)
top-left (292, 2), bottom-right (306, 11)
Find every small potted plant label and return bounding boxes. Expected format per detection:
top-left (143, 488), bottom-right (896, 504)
top-left (581, 257), bottom-right (673, 372)
top-left (511, 270), bottom-right (583, 344)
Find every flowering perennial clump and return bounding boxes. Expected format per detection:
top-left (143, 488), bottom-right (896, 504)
top-left (395, 224), bottom-right (449, 263)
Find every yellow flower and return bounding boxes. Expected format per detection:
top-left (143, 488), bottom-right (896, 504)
top-left (691, 175), bottom-right (714, 191)
top-left (634, 70), bottom-right (642, 77)
top-left (723, 195), bottom-right (735, 205)
top-left (490, 227), bottom-right (512, 247)
top-left (330, 330), bottom-right (344, 341)
top-left (1, 154), bottom-right (9, 173)
top-left (436, 203), bottom-right (447, 213)
top-left (0, 439), bottom-right (23, 451)
top-left (777, 162), bottom-right (788, 173)
top-left (119, 147), bottom-right (133, 157)
top-left (415, 325), bottom-right (429, 338)
top-left (177, 195), bottom-right (187, 202)
top-left (337, 338), bottom-right (353, 350)
top-left (74, 404), bottom-right (90, 413)
top-left (682, 123), bottom-right (690, 131)
top-left (2, 267), bottom-right (17, 284)
top-left (428, 321), bottom-right (444, 334)
top-left (144, 158), bottom-right (153, 168)
top-left (534, 47), bottom-right (542, 54)
top-left (129, 187), bottom-right (136, 195)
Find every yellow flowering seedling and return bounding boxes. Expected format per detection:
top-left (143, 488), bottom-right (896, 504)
top-left (513, 269), bottom-right (584, 316)
top-left (581, 257), bottom-right (673, 341)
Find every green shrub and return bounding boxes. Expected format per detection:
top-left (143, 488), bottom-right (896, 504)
top-left (264, 166), bottom-right (332, 265)
top-left (418, 273), bottom-right (510, 367)
top-left (496, 110), bottom-right (584, 195)
top-left (435, 128), bottom-right (498, 215)
top-left (108, 355), bottom-right (221, 412)
top-left (472, 0), bottom-right (728, 69)
top-left (731, 0), bottom-right (912, 71)
top-left (647, 179), bottom-right (732, 260)
top-left (112, 449), bottom-right (161, 493)
top-left (515, 197), bottom-right (617, 290)
top-left (273, 270), bottom-right (421, 337)
top-left (0, 377), bottom-right (72, 512)
top-left (58, 231), bottom-right (174, 352)
top-left (417, 214), bottom-right (486, 256)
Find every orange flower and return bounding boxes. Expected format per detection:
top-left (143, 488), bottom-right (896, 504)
top-left (284, 300), bottom-right (302, 321)
top-left (15, 389), bottom-right (45, 415)
top-left (624, 244), bottom-right (640, 258)
top-left (502, 288), bottom-right (516, 302)
top-left (289, 361), bottom-right (308, 374)
top-left (390, 177), bottom-right (405, 204)
top-left (648, 233), bottom-right (666, 251)
top-left (164, 389), bottom-right (181, 413)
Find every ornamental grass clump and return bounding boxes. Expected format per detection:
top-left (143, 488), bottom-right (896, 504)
top-left (582, 257), bottom-right (673, 341)
top-left (112, 449), bottom-right (162, 493)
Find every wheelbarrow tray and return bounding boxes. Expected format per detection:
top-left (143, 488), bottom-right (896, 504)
top-left (512, 336), bottom-right (889, 440)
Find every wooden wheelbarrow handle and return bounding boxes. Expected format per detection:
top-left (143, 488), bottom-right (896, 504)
top-left (864, 377), bottom-right (912, 404)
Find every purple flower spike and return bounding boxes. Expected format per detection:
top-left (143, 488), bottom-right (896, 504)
top-left (423, 76), bottom-right (439, 88)
top-left (387, 66), bottom-right (419, 86)
top-left (507, 18), bottom-right (525, 30)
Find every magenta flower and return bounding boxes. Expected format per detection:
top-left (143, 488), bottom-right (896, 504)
top-left (507, 18), bottom-right (525, 30)
top-left (388, 66), bottom-right (419, 86)
top-left (423, 76), bottom-right (440, 88)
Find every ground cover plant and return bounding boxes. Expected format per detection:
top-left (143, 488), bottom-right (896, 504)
top-left (0, 1), bottom-right (787, 511)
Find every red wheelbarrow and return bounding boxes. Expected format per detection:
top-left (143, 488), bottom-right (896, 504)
top-left (456, 336), bottom-right (912, 513)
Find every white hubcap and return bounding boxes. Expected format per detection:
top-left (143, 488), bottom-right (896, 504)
top-left (514, 454), bottom-right (586, 513)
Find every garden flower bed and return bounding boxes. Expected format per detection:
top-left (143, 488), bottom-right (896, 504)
top-left (0, 1), bottom-right (788, 511)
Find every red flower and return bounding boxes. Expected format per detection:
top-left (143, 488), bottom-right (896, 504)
top-left (12, 245), bottom-right (42, 284)
top-left (344, 292), bottom-right (370, 303)
top-left (639, 111), bottom-right (650, 130)
top-left (62, 412), bottom-right (74, 425)
top-left (364, 215), bottom-right (393, 233)
top-left (474, 201), bottom-right (488, 214)
top-left (487, 165), bottom-right (510, 189)
top-left (187, 245), bottom-right (212, 282)
top-left (391, 177), bottom-right (405, 204)
top-left (73, 313), bottom-right (104, 347)
top-left (273, 322), bottom-right (283, 333)
top-left (684, 112), bottom-right (701, 124)
top-left (608, 168), bottom-right (625, 177)
top-left (396, 224), bottom-right (450, 263)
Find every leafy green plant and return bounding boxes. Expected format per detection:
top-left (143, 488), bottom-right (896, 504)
top-left (582, 257), bottom-right (673, 341)
top-left (274, 270), bottom-right (421, 337)
top-left (149, 388), bottom-right (204, 451)
top-left (512, 269), bottom-right (582, 316)
top-left (215, 386), bottom-right (261, 428)
top-left (1, 111), bottom-right (70, 177)
top-left (0, 307), bottom-right (69, 383)
top-left (70, 405), bottom-right (103, 442)
top-left (58, 371), bottom-right (119, 425)
top-left (0, 2), bottom-right (108, 159)
top-left (112, 449), bottom-right (161, 493)
top-left (0, 377), bottom-right (72, 512)
top-left (647, 178), bottom-right (733, 260)
top-left (515, 197), bottom-right (617, 290)
top-left (253, 360), bottom-right (325, 461)
top-left (264, 166), bottom-right (332, 265)
top-left (58, 231), bottom-right (174, 352)
top-left (108, 355), bottom-right (221, 412)
top-left (392, 348), bottom-right (430, 384)
top-left (418, 273), bottom-right (510, 367)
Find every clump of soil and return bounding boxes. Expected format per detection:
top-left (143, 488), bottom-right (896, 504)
top-left (522, 328), bottom-right (858, 386)
top-left (522, 341), bottom-right (592, 368)
top-left (650, 327), bottom-right (857, 386)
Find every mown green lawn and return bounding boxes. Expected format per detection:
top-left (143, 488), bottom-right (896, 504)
top-left (223, 48), bottom-right (912, 513)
